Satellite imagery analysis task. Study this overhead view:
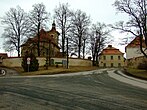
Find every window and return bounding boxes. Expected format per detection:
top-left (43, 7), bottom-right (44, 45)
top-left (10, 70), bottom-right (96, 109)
top-left (51, 34), bottom-right (54, 38)
top-left (118, 56), bottom-right (121, 60)
top-left (111, 63), bottom-right (113, 67)
top-left (103, 56), bottom-right (106, 60)
top-left (111, 56), bottom-right (113, 60)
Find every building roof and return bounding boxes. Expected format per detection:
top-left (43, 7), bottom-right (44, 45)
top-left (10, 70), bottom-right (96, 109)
top-left (21, 22), bottom-right (60, 49)
top-left (125, 36), bottom-right (146, 48)
top-left (48, 21), bottom-right (60, 35)
top-left (100, 45), bottom-right (124, 55)
top-left (0, 53), bottom-right (8, 58)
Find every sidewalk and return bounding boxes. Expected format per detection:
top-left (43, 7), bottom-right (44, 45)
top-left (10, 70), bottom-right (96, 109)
top-left (108, 69), bottom-right (147, 89)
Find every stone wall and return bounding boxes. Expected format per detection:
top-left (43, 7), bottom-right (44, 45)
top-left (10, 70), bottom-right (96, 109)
top-left (2, 57), bottom-right (92, 67)
top-left (2, 57), bottom-right (22, 67)
top-left (125, 56), bottom-right (147, 68)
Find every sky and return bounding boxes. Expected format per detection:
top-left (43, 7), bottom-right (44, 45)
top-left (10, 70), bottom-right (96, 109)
top-left (0, 0), bottom-right (130, 56)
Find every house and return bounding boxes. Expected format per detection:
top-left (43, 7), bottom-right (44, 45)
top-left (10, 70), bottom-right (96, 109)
top-left (99, 45), bottom-right (124, 67)
top-left (125, 36), bottom-right (147, 68)
top-left (125, 36), bottom-right (147, 59)
top-left (21, 21), bottom-right (60, 57)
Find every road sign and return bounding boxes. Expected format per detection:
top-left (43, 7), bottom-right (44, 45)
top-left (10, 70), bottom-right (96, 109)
top-left (27, 57), bottom-right (31, 65)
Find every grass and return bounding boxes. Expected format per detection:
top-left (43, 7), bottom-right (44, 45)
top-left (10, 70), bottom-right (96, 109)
top-left (125, 68), bottom-right (147, 80)
top-left (11, 66), bottom-right (147, 80)
top-left (13, 66), bottom-right (98, 76)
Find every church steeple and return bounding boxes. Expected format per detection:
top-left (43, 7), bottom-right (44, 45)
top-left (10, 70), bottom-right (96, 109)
top-left (51, 20), bottom-right (56, 30)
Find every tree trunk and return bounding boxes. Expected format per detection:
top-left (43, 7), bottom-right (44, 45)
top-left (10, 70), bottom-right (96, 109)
top-left (49, 40), bottom-right (51, 66)
top-left (139, 34), bottom-right (147, 58)
top-left (78, 35), bottom-right (82, 58)
top-left (62, 30), bottom-right (65, 57)
top-left (37, 24), bottom-right (40, 57)
top-left (83, 39), bottom-right (86, 59)
top-left (18, 29), bottom-right (20, 57)
top-left (92, 54), bottom-right (95, 66)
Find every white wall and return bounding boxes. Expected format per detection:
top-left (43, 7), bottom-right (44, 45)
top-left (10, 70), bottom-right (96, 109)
top-left (126, 48), bottom-right (147, 59)
top-left (2, 57), bottom-right (92, 67)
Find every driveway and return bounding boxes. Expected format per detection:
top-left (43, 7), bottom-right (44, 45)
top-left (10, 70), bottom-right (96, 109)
top-left (0, 68), bottom-right (147, 110)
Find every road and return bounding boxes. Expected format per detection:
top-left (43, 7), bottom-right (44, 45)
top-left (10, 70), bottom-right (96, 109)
top-left (0, 68), bottom-right (147, 110)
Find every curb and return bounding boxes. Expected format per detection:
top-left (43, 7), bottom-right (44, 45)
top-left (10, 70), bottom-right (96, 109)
top-left (108, 69), bottom-right (147, 89)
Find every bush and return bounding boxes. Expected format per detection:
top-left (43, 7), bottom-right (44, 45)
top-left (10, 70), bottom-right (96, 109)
top-left (137, 60), bottom-right (147, 70)
top-left (22, 53), bottom-right (39, 72)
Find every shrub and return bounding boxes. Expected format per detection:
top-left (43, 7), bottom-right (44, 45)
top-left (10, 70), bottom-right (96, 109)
top-left (137, 60), bottom-right (147, 70)
top-left (22, 53), bottom-right (39, 72)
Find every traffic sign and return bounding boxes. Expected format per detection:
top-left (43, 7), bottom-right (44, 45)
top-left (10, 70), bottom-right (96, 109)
top-left (27, 57), bottom-right (31, 64)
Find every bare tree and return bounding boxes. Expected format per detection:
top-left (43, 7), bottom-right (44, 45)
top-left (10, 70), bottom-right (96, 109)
top-left (111, 0), bottom-right (147, 57)
top-left (90, 22), bottom-right (110, 66)
top-left (82, 34), bottom-right (90, 59)
top-left (1, 6), bottom-right (31, 57)
top-left (29, 3), bottom-right (50, 56)
top-left (54, 3), bottom-right (72, 57)
top-left (69, 10), bottom-right (91, 58)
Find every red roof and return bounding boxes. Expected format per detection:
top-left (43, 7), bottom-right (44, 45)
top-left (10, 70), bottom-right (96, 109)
top-left (0, 53), bottom-right (8, 58)
top-left (100, 45), bottom-right (124, 55)
top-left (126, 36), bottom-right (146, 48)
top-left (21, 28), bottom-right (60, 49)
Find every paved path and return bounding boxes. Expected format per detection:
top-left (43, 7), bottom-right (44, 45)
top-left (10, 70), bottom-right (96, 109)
top-left (108, 69), bottom-right (147, 89)
top-left (0, 68), bottom-right (147, 110)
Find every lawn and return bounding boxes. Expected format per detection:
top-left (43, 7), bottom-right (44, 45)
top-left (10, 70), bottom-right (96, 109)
top-left (13, 66), bottom-right (98, 76)
top-left (125, 68), bottom-right (147, 80)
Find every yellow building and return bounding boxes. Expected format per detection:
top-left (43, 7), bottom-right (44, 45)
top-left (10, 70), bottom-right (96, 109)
top-left (21, 22), bottom-right (60, 57)
top-left (99, 45), bottom-right (125, 67)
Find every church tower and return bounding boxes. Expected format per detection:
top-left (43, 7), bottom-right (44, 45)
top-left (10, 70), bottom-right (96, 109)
top-left (51, 20), bottom-right (56, 31)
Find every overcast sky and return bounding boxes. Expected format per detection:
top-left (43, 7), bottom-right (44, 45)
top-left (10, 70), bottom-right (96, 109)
top-left (0, 0), bottom-right (129, 55)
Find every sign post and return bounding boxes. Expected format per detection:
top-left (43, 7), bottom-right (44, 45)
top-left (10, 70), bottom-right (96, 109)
top-left (27, 57), bottom-right (31, 72)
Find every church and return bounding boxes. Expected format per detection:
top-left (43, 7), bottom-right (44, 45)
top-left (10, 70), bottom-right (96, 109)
top-left (21, 21), bottom-right (60, 57)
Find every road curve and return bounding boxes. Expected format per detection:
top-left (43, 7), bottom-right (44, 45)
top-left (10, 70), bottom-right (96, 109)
top-left (0, 68), bottom-right (147, 110)
top-left (108, 69), bottom-right (147, 89)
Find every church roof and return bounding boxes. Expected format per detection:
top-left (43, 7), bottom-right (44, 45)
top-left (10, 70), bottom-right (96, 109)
top-left (100, 45), bottom-right (124, 55)
top-left (21, 22), bottom-right (60, 49)
top-left (48, 21), bottom-right (60, 35)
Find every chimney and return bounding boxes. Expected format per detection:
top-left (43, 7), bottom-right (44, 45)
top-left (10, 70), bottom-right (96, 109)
top-left (108, 45), bottom-right (112, 48)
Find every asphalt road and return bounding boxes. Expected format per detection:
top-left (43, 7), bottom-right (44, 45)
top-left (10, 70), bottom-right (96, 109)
top-left (0, 69), bottom-right (147, 110)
